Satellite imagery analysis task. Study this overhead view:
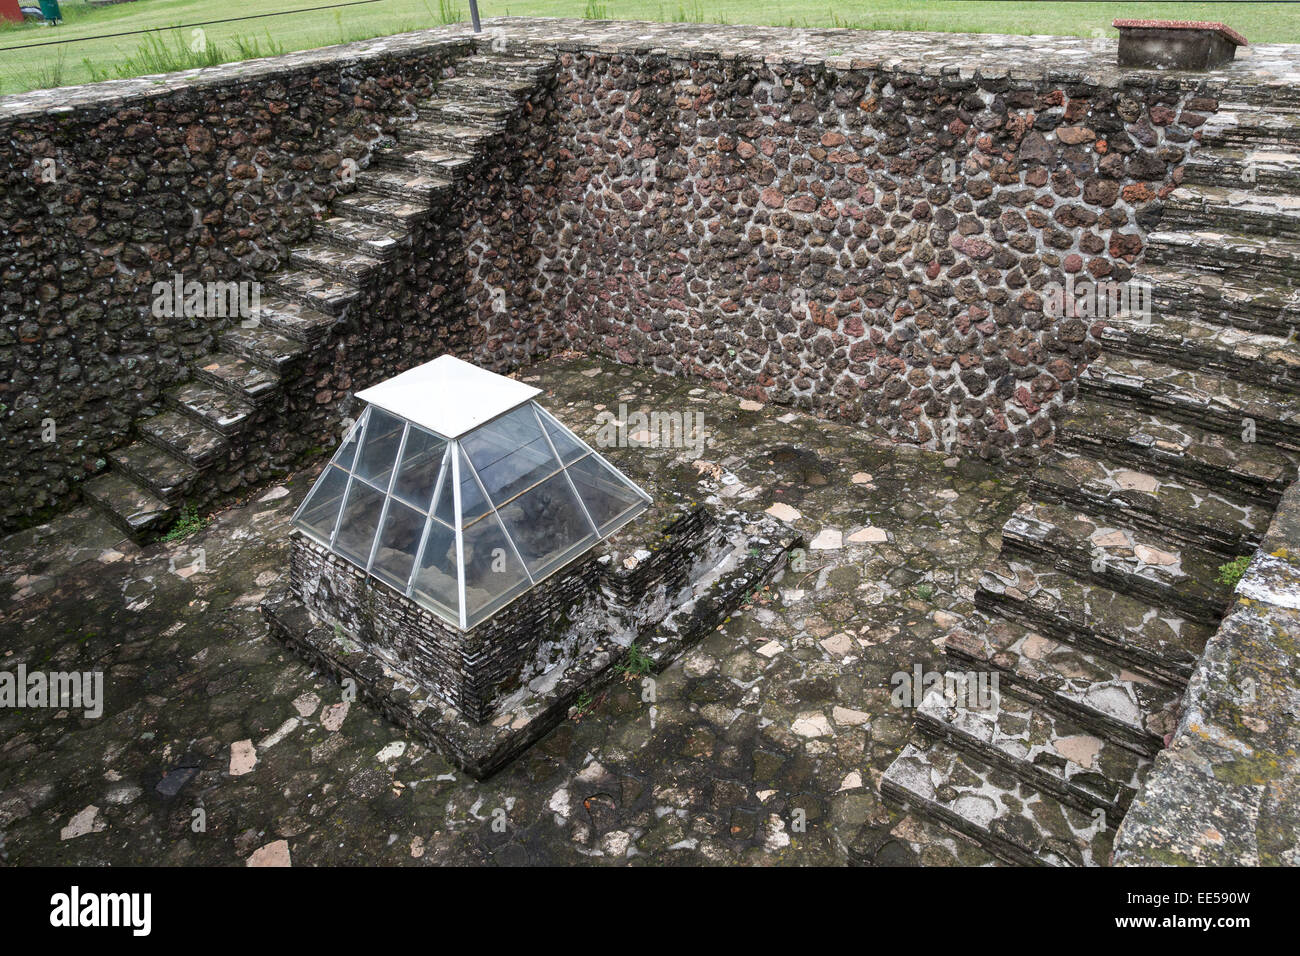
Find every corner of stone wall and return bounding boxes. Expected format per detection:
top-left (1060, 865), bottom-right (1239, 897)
top-left (1113, 480), bottom-right (1300, 866)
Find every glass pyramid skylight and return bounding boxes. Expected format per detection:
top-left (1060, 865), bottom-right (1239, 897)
top-left (292, 356), bottom-right (651, 630)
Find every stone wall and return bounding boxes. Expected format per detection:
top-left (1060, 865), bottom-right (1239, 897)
top-left (7, 19), bottom-right (1296, 532)
top-left (0, 32), bottom-right (560, 532)
top-left (0, 37), bottom-right (454, 527)
top-left (523, 38), bottom-right (1216, 463)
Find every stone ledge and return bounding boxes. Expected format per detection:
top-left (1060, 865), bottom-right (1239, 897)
top-left (6, 17), bottom-right (1300, 123)
top-left (1113, 480), bottom-right (1300, 866)
top-left (0, 30), bottom-right (478, 123)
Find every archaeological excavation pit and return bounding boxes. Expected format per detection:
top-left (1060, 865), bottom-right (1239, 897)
top-left (4, 16), bottom-right (1300, 870)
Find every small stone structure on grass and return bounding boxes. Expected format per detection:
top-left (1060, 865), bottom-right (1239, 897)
top-left (1115, 19), bottom-right (1247, 71)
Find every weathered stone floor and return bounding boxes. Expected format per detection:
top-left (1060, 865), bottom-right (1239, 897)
top-left (0, 356), bottom-right (1026, 866)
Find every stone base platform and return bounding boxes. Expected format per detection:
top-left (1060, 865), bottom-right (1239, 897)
top-left (262, 509), bottom-right (794, 778)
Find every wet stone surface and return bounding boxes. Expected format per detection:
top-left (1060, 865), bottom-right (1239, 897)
top-left (0, 356), bottom-right (1026, 865)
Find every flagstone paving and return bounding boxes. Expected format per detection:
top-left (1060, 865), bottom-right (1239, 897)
top-left (0, 355), bottom-right (1025, 866)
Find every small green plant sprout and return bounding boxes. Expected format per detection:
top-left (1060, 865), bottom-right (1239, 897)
top-left (1217, 555), bottom-right (1251, 589)
top-left (162, 504), bottom-right (207, 542)
top-left (616, 642), bottom-right (654, 678)
top-left (912, 583), bottom-right (935, 601)
top-left (572, 691), bottom-right (595, 719)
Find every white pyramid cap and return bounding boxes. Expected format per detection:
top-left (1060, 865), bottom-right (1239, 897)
top-left (355, 354), bottom-right (543, 439)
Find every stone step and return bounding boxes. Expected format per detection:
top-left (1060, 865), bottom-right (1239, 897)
top-left (82, 471), bottom-right (174, 539)
top-left (976, 557), bottom-right (1214, 684)
top-left (1079, 353), bottom-right (1300, 451)
top-left (331, 187), bottom-right (434, 229)
top-left (418, 98), bottom-right (514, 128)
top-left (219, 325), bottom-right (306, 374)
top-left (192, 352), bottom-right (280, 405)
top-left (1000, 499), bottom-right (1236, 625)
top-left (1028, 449), bottom-right (1269, 558)
top-left (315, 215), bottom-right (410, 260)
top-left (266, 268), bottom-right (361, 316)
top-left (1138, 264), bottom-right (1300, 338)
top-left (1144, 229), bottom-right (1300, 287)
top-left (460, 53), bottom-right (555, 82)
top-left (881, 738), bottom-right (1110, 866)
top-left (1182, 145), bottom-right (1300, 194)
top-left (165, 381), bottom-right (254, 436)
top-left (288, 239), bottom-right (384, 284)
top-left (1201, 107), bottom-right (1300, 149)
top-left (946, 616), bottom-right (1181, 756)
top-left (139, 408), bottom-right (229, 471)
top-left (1098, 310), bottom-right (1300, 391)
top-left (912, 673), bottom-right (1148, 829)
top-left (106, 441), bottom-right (198, 504)
top-left (400, 119), bottom-right (498, 155)
top-left (379, 145), bottom-right (476, 179)
top-left (436, 75), bottom-right (534, 105)
top-left (1161, 184), bottom-right (1300, 241)
top-left (354, 166), bottom-right (454, 204)
top-left (1057, 398), bottom-right (1299, 506)
top-left (245, 294), bottom-right (338, 344)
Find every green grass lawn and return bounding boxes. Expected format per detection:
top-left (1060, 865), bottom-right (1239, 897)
top-left (2, 1), bottom-right (1297, 95)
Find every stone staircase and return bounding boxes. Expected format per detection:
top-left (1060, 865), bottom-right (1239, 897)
top-left (881, 101), bottom-right (1300, 865)
top-left (82, 50), bottom-right (555, 538)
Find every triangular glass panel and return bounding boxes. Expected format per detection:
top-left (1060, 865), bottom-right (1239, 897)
top-left (294, 463), bottom-right (349, 543)
top-left (333, 410), bottom-right (367, 471)
top-left (461, 404), bottom-right (561, 505)
top-left (564, 453), bottom-right (646, 535)
top-left (536, 406), bottom-right (588, 465)
top-left (461, 511), bottom-right (532, 627)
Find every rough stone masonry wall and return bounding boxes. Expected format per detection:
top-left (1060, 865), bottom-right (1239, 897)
top-left (0, 32), bottom-right (560, 533)
top-left (525, 35), bottom-right (1217, 463)
top-left (7, 19), bottom-right (1298, 532)
top-left (0, 37), bottom-right (461, 528)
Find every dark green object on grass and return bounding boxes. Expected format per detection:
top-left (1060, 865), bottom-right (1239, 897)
top-left (38, 0), bottom-right (61, 24)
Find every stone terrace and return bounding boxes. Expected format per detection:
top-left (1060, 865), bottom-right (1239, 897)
top-left (0, 356), bottom-right (1022, 865)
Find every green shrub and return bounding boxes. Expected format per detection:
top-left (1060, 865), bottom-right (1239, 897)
top-left (616, 642), bottom-right (654, 677)
top-left (1217, 555), bottom-right (1251, 589)
top-left (162, 505), bottom-right (208, 542)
